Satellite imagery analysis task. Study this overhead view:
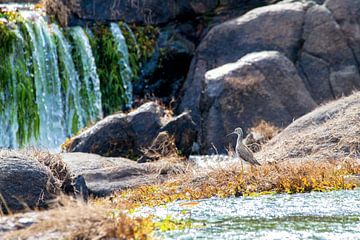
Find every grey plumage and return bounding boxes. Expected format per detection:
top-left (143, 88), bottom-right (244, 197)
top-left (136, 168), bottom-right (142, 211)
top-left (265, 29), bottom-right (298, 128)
top-left (229, 127), bottom-right (261, 166)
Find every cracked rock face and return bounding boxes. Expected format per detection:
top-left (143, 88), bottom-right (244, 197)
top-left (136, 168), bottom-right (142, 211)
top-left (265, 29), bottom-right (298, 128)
top-left (178, 0), bottom-right (360, 153)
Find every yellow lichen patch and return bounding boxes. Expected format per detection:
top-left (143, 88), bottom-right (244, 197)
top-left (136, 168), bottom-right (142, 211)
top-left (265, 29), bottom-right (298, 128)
top-left (154, 215), bottom-right (194, 232)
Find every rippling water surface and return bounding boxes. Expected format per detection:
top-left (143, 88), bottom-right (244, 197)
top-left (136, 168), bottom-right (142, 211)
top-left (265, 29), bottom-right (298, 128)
top-left (139, 189), bottom-right (360, 240)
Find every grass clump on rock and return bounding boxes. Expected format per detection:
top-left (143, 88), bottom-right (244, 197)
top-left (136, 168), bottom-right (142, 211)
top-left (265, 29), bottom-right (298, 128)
top-left (110, 158), bottom-right (360, 210)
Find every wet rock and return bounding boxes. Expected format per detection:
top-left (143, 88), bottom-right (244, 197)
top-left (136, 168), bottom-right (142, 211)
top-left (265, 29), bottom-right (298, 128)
top-left (259, 92), bottom-right (360, 162)
top-left (0, 156), bottom-right (59, 214)
top-left (201, 51), bottom-right (316, 153)
top-left (67, 102), bottom-right (197, 158)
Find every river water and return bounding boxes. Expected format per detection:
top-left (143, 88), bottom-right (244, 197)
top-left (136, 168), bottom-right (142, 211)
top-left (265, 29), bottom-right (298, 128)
top-left (139, 189), bottom-right (360, 239)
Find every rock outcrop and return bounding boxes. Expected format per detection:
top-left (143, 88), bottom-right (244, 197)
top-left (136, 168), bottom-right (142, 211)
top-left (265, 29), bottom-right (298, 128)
top-left (52, 0), bottom-right (276, 26)
top-left (61, 152), bottom-right (185, 196)
top-left (178, 0), bottom-right (360, 153)
top-left (0, 154), bottom-right (59, 213)
top-left (258, 91), bottom-right (360, 162)
top-left (66, 102), bottom-right (197, 158)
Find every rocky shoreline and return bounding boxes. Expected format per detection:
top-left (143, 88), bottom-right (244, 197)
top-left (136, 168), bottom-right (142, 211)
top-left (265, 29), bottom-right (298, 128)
top-left (1, 91), bottom-right (360, 215)
top-left (1, 0), bottom-right (360, 239)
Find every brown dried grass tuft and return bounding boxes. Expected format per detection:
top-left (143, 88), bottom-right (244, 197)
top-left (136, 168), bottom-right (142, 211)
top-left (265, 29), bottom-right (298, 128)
top-left (139, 131), bottom-right (185, 163)
top-left (0, 148), bottom-right (71, 187)
top-left (250, 120), bottom-right (281, 141)
top-left (244, 120), bottom-right (281, 152)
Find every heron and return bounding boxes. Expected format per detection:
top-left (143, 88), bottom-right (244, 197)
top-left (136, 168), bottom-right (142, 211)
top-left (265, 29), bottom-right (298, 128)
top-left (227, 127), bottom-right (261, 170)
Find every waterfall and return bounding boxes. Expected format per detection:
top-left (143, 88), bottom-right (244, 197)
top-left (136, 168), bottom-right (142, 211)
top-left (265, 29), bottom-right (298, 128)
top-left (0, 5), bottom-right (140, 150)
top-left (110, 22), bottom-right (133, 108)
top-left (51, 24), bottom-right (85, 136)
top-left (0, 51), bottom-right (18, 148)
top-left (121, 22), bottom-right (140, 59)
top-left (22, 17), bottom-right (65, 148)
top-left (69, 27), bottom-right (103, 122)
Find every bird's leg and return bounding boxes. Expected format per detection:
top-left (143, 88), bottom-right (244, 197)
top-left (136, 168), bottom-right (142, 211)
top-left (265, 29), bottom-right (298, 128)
top-left (241, 158), bottom-right (244, 174)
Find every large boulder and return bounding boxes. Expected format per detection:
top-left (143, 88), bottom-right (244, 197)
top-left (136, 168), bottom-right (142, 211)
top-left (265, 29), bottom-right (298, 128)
top-left (61, 152), bottom-right (185, 196)
top-left (0, 154), bottom-right (59, 213)
top-left (201, 51), bottom-right (317, 153)
top-left (178, 0), bottom-right (360, 152)
top-left (66, 102), bottom-right (197, 158)
top-left (258, 91), bottom-right (360, 162)
top-left (178, 2), bottom-right (307, 131)
top-left (298, 2), bottom-right (360, 103)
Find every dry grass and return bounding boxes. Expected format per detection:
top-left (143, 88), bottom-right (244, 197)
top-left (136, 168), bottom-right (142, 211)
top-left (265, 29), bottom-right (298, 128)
top-left (23, 148), bottom-right (70, 184)
top-left (2, 196), bottom-right (154, 240)
top-left (139, 131), bottom-right (186, 163)
top-left (2, 155), bottom-right (360, 239)
top-left (111, 158), bottom-right (360, 209)
top-left (2, 93), bottom-right (360, 239)
top-left (0, 148), bottom-right (71, 189)
top-left (250, 120), bottom-right (281, 141)
top-left (260, 91), bottom-right (360, 162)
top-left (244, 120), bottom-right (281, 152)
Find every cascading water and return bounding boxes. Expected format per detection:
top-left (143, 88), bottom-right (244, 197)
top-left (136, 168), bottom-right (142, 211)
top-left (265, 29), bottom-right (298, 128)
top-left (0, 46), bottom-right (18, 148)
top-left (51, 24), bottom-right (85, 136)
top-left (110, 22), bottom-right (133, 108)
top-left (0, 4), bottom-right (140, 150)
top-left (69, 26), bottom-right (103, 122)
top-left (22, 16), bottom-right (65, 148)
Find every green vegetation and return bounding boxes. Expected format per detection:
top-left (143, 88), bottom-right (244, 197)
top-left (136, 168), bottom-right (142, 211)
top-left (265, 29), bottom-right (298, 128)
top-left (0, 24), bottom-right (16, 113)
top-left (15, 23), bottom-right (40, 144)
top-left (89, 23), bottom-right (158, 115)
top-left (119, 22), bottom-right (159, 78)
top-left (89, 25), bottom-right (129, 115)
top-left (0, 8), bottom-right (159, 146)
top-left (53, 28), bottom-right (81, 134)
top-left (0, 16), bottom-right (40, 146)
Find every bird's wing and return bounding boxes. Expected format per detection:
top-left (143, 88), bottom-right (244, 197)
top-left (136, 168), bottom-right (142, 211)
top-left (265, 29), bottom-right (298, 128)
top-left (238, 144), bottom-right (261, 165)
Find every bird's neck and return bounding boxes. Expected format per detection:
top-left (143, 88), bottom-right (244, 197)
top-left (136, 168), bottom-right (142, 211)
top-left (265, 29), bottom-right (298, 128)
top-left (236, 135), bottom-right (243, 145)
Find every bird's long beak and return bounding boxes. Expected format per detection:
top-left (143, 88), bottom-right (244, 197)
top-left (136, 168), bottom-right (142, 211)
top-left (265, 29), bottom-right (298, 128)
top-left (226, 132), bottom-right (236, 137)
